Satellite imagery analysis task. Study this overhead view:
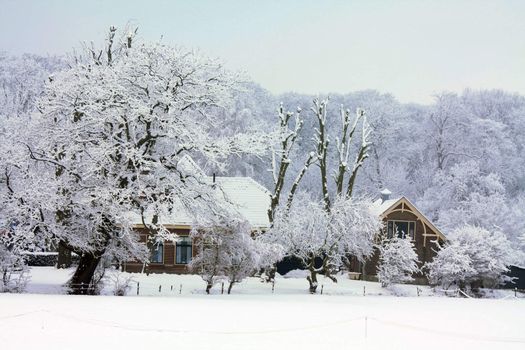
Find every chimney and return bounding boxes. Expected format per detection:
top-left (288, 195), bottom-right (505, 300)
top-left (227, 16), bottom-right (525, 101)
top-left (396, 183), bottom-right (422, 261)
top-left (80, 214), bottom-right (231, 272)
top-left (380, 188), bottom-right (392, 203)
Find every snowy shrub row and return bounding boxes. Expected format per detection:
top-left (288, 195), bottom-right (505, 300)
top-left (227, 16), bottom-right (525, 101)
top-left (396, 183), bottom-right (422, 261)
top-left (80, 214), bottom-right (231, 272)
top-left (376, 224), bottom-right (523, 294)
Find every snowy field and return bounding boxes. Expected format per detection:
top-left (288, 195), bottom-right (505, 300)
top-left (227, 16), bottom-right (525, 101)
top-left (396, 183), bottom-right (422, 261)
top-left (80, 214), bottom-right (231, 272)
top-left (0, 267), bottom-right (524, 350)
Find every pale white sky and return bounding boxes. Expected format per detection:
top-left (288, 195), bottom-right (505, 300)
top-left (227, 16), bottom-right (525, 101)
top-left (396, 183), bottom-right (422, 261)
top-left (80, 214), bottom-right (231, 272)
top-left (1, 0), bottom-right (524, 103)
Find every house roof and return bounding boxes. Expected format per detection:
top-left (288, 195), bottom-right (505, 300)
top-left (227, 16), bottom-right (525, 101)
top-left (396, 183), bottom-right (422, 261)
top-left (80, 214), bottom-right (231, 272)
top-left (370, 196), bottom-right (446, 240)
top-left (213, 176), bottom-right (271, 229)
top-left (370, 197), bottom-right (402, 217)
top-left (125, 159), bottom-right (271, 229)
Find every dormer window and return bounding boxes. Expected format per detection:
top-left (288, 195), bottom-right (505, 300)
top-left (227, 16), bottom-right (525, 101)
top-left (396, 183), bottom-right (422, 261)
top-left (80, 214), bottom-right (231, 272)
top-left (387, 220), bottom-right (415, 240)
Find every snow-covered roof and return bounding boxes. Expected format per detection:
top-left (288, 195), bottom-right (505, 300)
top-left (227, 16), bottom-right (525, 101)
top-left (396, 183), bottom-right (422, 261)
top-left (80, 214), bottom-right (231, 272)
top-left (370, 197), bottom-right (402, 217)
top-left (213, 176), bottom-right (271, 228)
top-left (124, 176), bottom-right (271, 229)
top-left (123, 155), bottom-right (271, 229)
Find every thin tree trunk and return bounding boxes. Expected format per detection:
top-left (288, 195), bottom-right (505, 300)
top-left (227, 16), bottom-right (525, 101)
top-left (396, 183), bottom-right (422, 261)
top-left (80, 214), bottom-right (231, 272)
top-left (307, 268), bottom-right (318, 294)
top-left (306, 255), bottom-right (318, 293)
top-left (227, 281), bottom-right (234, 294)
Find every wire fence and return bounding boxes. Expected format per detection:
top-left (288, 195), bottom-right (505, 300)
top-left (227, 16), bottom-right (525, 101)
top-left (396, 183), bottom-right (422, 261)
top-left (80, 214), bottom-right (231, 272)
top-left (1, 309), bottom-right (524, 345)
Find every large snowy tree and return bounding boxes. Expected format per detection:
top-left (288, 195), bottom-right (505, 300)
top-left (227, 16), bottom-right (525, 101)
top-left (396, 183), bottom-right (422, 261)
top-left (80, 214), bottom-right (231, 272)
top-left (0, 28), bottom-right (268, 294)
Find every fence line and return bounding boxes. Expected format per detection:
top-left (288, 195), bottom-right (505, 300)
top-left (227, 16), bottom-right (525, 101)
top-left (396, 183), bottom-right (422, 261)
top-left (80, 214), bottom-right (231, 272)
top-left (368, 316), bottom-right (525, 344)
top-left (1, 309), bottom-right (524, 344)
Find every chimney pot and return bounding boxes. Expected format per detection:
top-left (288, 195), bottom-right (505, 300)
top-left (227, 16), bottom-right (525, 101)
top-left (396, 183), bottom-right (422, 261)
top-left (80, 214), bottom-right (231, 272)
top-left (380, 188), bottom-right (392, 203)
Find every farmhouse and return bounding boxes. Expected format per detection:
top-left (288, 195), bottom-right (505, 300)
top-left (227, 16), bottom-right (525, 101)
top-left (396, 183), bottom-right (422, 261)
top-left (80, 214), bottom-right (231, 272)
top-left (124, 157), bottom-right (445, 282)
top-left (122, 175), bottom-right (271, 274)
top-left (349, 189), bottom-right (446, 283)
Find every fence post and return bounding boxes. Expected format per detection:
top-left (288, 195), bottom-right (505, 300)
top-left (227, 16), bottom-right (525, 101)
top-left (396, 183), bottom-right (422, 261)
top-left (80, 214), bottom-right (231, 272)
top-left (171, 285), bottom-right (173, 292)
top-left (179, 284), bottom-right (182, 294)
top-left (321, 284), bottom-right (324, 295)
top-left (221, 282), bottom-right (224, 295)
top-left (159, 285), bottom-right (162, 293)
top-left (515, 287), bottom-right (517, 297)
top-left (363, 286), bottom-right (366, 296)
top-left (272, 280), bottom-right (275, 294)
top-left (136, 282), bottom-right (140, 296)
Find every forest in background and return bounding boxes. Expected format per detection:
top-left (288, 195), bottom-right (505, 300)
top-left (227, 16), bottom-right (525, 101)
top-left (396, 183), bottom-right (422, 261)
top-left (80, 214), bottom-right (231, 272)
top-left (1, 52), bottom-right (524, 242)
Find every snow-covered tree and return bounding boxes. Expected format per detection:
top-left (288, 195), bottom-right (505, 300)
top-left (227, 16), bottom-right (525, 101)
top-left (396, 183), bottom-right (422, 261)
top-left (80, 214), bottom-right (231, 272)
top-left (267, 104), bottom-right (315, 222)
top-left (425, 225), bottom-right (519, 290)
top-left (264, 193), bottom-right (382, 293)
top-left (0, 243), bottom-right (29, 293)
top-left (377, 237), bottom-right (419, 288)
top-left (0, 52), bottom-right (64, 117)
top-left (419, 161), bottom-right (519, 237)
top-left (0, 28), bottom-right (269, 294)
top-left (311, 98), bottom-right (372, 209)
top-left (190, 218), bottom-right (283, 294)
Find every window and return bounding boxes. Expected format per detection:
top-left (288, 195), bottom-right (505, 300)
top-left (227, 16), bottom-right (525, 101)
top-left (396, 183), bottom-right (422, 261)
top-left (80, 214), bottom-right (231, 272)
top-left (176, 237), bottom-right (192, 264)
top-left (150, 242), bottom-right (164, 263)
top-left (387, 221), bottom-right (415, 239)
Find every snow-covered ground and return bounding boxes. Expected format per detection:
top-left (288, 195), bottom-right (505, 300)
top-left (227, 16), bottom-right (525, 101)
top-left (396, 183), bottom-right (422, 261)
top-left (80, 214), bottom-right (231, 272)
top-left (0, 267), bottom-right (524, 350)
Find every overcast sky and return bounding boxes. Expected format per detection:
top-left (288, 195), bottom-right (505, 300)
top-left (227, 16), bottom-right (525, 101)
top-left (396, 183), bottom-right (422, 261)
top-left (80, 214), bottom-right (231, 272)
top-left (1, 0), bottom-right (524, 103)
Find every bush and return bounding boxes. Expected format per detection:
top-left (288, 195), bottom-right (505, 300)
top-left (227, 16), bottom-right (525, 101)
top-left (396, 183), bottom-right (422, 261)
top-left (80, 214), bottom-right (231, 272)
top-left (425, 225), bottom-right (519, 291)
top-left (377, 237), bottom-right (419, 288)
top-left (22, 252), bottom-right (58, 266)
top-left (105, 269), bottom-right (135, 296)
top-left (1, 246), bottom-right (29, 293)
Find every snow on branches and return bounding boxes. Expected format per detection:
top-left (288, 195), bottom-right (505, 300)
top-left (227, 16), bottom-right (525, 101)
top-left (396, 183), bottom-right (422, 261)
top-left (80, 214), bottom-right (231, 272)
top-left (0, 28), bottom-right (271, 294)
top-left (425, 225), bottom-right (520, 290)
top-left (264, 193), bottom-right (382, 293)
top-left (190, 218), bottom-right (284, 294)
top-left (377, 237), bottom-right (419, 288)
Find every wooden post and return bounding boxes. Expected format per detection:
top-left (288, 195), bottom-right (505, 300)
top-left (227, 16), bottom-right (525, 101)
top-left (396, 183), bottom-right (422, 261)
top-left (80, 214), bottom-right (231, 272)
top-left (171, 285), bottom-right (173, 292)
top-left (221, 282), bottom-right (224, 294)
top-left (363, 286), bottom-right (366, 296)
top-left (272, 280), bottom-right (275, 294)
top-left (136, 282), bottom-right (140, 295)
top-left (179, 284), bottom-right (182, 294)
top-left (159, 285), bottom-right (162, 293)
top-left (515, 287), bottom-right (517, 297)
top-left (321, 284), bottom-right (324, 295)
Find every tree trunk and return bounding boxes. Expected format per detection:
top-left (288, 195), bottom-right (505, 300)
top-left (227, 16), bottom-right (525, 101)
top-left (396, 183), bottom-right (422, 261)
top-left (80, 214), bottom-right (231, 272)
top-left (227, 281), bottom-right (234, 294)
top-left (264, 264), bottom-right (277, 282)
top-left (206, 281), bottom-right (213, 294)
top-left (68, 252), bottom-right (102, 295)
top-left (307, 267), bottom-right (318, 294)
top-left (57, 241), bottom-right (72, 269)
